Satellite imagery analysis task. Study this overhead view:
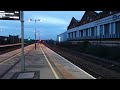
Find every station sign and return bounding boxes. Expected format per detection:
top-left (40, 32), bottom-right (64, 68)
top-left (113, 14), bottom-right (120, 21)
top-left (0, 11), bottom-right (20, 20)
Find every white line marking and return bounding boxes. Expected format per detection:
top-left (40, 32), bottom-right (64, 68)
top-left (45, 45), bottom-right (96, 79)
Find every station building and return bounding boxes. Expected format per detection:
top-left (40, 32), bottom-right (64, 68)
top-left (57, 11), bottom-right (120, 42)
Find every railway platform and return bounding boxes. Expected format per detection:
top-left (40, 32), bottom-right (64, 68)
top-left (0, 44), bottom-right (95, 79)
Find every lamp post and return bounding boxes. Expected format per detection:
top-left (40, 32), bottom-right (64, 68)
top-left (21, 11), bottom-right (25, 72)
top-left (37, 32), bottom-right (40, 43)
top-left (29, 19), bottom-right (41, 50)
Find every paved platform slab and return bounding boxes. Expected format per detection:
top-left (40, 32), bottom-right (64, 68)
top-left (1, 44), bottom-right (95, 79)
top-left (0, 44), bottom-right (34, 78)
top-left (1, 44), bottom-right (63, 79)
top-left (41, 44), bottom-right (95, 79)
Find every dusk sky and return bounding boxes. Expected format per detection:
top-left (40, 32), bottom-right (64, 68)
top-left (0, 11), bottom-right (101, 40)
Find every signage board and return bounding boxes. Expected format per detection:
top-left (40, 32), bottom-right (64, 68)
top-left (0, 11), bottom-right (20, 20)
top-left (113, 14), bottom-right (120, 21)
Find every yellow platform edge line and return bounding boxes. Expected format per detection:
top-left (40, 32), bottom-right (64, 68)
top-left (39, 44), bottom-right (59, 79)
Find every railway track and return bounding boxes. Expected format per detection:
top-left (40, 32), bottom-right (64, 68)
top-left (0, 43), bottom-right (28, 55)
top-left (44, 43), bottom-right (120, 79)
top-left (0, 45), bottom-right (35, 79)
top-left (0, 46), bottom-right (21, 55)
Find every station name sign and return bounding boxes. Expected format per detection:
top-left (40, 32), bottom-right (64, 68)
top-left (0, 11), bottom-right (20, 20)
top-left (113, 14), bottom-right (120, 21)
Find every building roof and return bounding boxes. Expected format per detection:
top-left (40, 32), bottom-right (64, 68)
top-left (67, 17), bottom-right (79, 30)
top-left (67, 11), bottom-right (120, 30)
top-left (79, 11), bottom-right (98, 25)
top-left (98, 11), bottom-right (120, 19)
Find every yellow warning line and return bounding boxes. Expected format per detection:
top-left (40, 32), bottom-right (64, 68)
top-left (39, 44), bottom-right (59, 79)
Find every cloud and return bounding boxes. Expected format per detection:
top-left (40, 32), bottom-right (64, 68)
top-left (0, 20), bottom-right (20, 30)
top-left (35, 15), bottom-right (68, 26)
top-left (0, 26), bottom-right (8, 29)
